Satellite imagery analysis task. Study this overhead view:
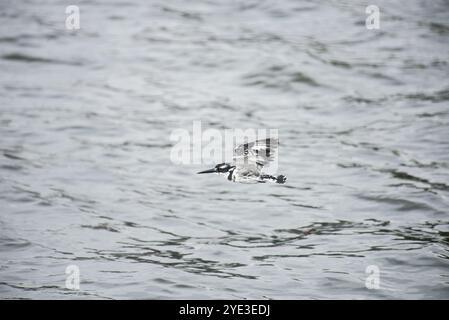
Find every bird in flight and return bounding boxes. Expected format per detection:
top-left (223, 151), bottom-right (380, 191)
top-left (197, 138), bottom-right (287, 184)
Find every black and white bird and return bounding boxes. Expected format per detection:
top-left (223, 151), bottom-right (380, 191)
top-left (197, 138), bottom-right (287, 184)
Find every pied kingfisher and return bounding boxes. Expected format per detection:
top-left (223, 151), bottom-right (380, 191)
top-left (197, 138), bottom-right (287, 184)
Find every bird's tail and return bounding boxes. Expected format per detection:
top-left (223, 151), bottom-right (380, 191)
top-left (276, 175), bottom-right (287, 184)
top-left (260, 174), bottom-right (287, 184)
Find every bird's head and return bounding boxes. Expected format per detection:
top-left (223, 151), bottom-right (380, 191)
top-left (197, 163), bottom-right (232, 174)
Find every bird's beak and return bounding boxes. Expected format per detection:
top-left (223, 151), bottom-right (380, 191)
top-left (197, 168), bottom-right (217, 174)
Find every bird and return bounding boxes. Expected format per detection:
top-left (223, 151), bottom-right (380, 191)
top-left (197, 138), bottom-right (287, 184)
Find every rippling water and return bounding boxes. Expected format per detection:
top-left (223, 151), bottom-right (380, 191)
top-left (1, 0), bottom-right (449, 299)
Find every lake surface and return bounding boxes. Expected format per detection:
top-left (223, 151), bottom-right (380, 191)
top-left (1, 0), bottom-right (448, 299)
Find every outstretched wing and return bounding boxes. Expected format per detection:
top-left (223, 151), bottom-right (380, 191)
top-left (233, 138), bottom-right (279, 170)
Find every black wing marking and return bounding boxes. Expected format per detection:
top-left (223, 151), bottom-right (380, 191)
top-left (233, 138), bottom-right (278, 168)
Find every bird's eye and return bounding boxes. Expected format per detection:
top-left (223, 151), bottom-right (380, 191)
top-left (216, 163), bottom-right (227, 171)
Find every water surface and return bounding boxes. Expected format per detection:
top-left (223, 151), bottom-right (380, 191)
top-left (1, 0), bottom-right (449, 299)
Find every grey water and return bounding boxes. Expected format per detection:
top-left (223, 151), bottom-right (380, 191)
top-left (1, 0), bottom-right (449, 299)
